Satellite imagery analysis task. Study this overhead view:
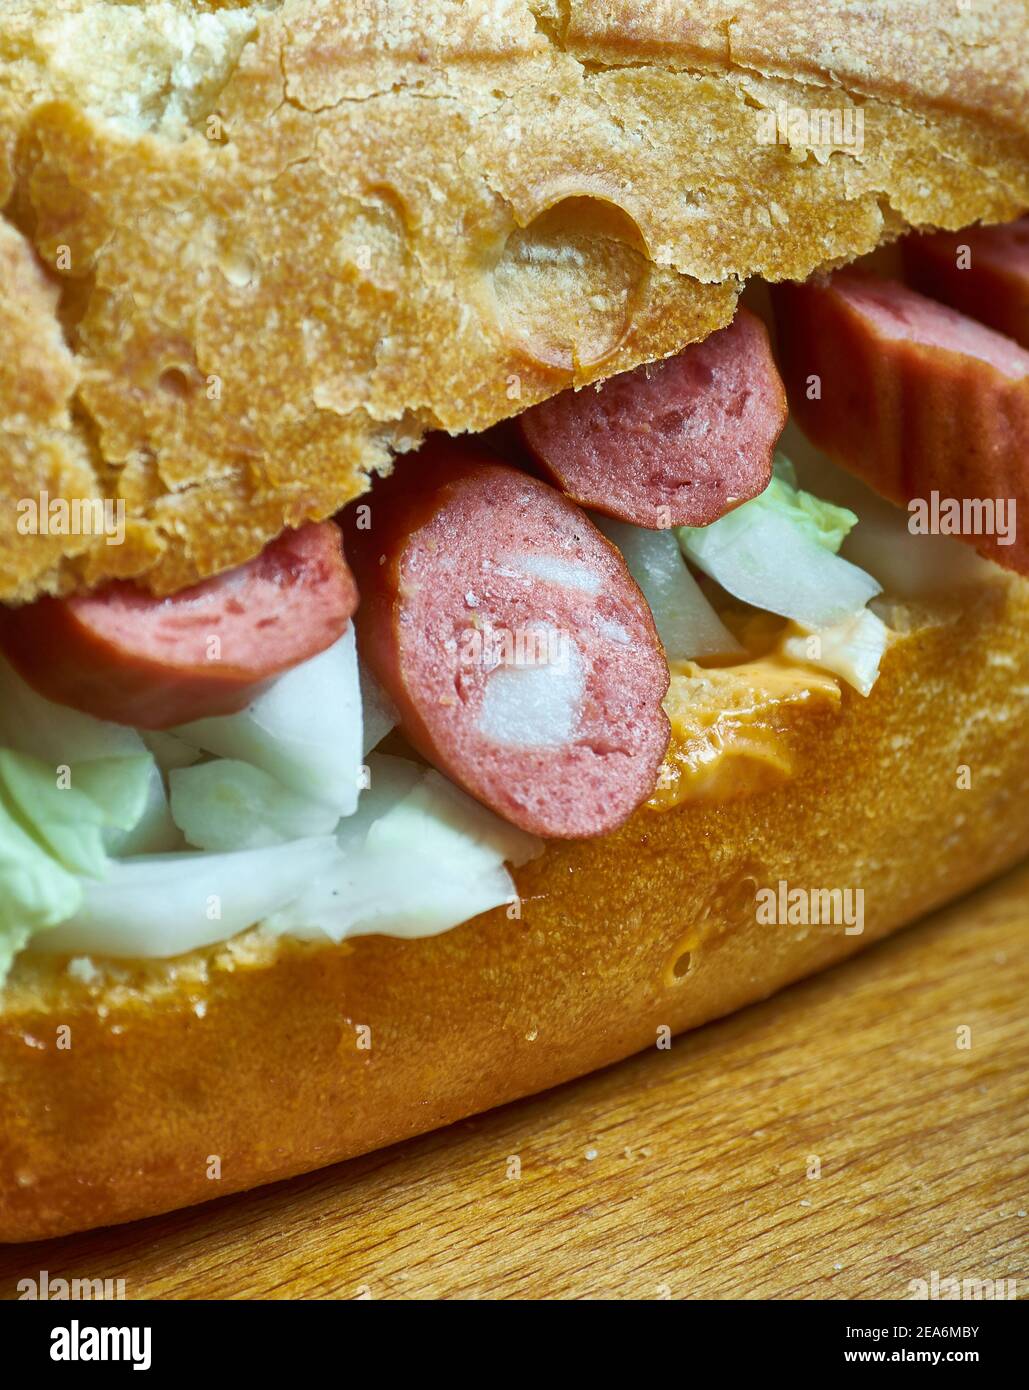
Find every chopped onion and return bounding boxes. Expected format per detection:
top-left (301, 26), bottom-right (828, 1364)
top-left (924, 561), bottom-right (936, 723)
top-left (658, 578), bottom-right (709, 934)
top-left (100, 761), bottom-right (183, 856)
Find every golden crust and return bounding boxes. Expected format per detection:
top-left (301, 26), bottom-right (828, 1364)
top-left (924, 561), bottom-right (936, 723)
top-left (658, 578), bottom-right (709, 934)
top-left (0, 218), bottom-right (100, 599)
top-left (2, 574), bottom-right (1027, 1241)
top-left (552, 1), bottom-right (1029, 131)
top-left (0, 0), bottom-right (1027, 601)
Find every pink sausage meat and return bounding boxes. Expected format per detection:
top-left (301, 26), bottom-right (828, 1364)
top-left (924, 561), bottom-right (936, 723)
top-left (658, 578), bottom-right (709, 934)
top-left (902, 218), bottom-right (1029, 350)
top-left (772, 272), bottom-right (1029, 575)
top-left (347, 445), bottom-right (670, 838)
top-left (0, 522), bottom-right (358, 728)
top-left (518, 308), bottom-right (787, 529)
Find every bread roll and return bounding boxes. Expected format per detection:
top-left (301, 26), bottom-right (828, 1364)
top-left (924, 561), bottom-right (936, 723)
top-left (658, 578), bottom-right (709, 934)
top-left (2, 0), bottom-right (1028, 1245)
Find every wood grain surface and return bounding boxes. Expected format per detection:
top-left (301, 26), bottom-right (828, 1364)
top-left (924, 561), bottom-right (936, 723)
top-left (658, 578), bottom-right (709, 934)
top-left (2, 862), bottom-right (1027, 1301)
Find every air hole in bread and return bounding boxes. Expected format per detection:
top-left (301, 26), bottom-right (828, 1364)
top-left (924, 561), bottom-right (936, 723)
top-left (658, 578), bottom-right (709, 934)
top-left (670, 949), bottom-right (694, 982)
top-left (158, 366), bottom-right (194, 400)
top-left (491, 195), bottom-right (649, 371)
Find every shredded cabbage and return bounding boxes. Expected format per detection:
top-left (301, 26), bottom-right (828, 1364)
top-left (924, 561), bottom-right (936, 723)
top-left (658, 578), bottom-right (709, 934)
top-left (762, 456), bottom-right (859, 553)
top-left (0, 655), bottom-right (169, 843)
top-left (264, 755), bottom-right (541, 944)
top-left (169, 758), bottom-right (341, 852)
top-left (0, 748), bottom-right (152, 878)
top-left (0, 655), bottom-right (145, 762)
top-left (38, 837), bottom-right (344, 959)
top-left (592, 515), bottom-right (740, 661)
top-left (780, 608), bottom-right (890, 697)
top-left (0, 664), bottom-right (175, 979)
top-left (0, 796), bottom-right (83, 980)
top-left (676, 455), bottom-right (881, 629)
top-left (0, 746), bottom-right (183, 978)
top-left (173, 627), bottom-right (363, 815)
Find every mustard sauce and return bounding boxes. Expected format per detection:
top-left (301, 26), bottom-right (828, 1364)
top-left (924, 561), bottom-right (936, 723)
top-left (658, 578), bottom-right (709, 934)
top-left (648, 654), bottom-right (843, 810)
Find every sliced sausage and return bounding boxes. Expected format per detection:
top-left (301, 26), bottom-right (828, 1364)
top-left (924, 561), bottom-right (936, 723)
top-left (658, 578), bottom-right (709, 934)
top-left (902, 218), bottom-right (1029, 349)
top-left (0, 522), bottom-right (358, 728)
top-left (517, 308), bottom-right (786, 529)
top-left (345, 443), bottom-right (670, 838)
top-left (772, 273), bottom-right (1029, 575)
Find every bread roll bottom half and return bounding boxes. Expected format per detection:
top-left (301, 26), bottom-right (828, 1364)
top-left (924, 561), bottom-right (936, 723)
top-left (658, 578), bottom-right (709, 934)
top-left (1, 570), bottom-right (1026, 1242)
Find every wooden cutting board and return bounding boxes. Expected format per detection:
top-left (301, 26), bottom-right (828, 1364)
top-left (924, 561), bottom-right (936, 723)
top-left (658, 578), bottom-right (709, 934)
top-left (2, 862), bottom-right (1027, 1301)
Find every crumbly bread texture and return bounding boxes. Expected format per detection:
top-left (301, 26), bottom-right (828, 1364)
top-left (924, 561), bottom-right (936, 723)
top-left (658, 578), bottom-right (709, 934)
top-left (1, 0), bottom-right (1027, 602)
top-left (2, 574), bottom-right (1026, 1241)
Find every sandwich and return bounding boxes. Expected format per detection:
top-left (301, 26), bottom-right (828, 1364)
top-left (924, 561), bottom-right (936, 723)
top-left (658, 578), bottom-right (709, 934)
top-left (1, 0), bottom-right (1027, 1243)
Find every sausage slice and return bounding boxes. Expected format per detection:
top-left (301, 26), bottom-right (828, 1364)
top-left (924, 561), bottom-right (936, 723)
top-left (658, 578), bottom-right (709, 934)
top-left (773, 273), bottom-right (1029, 575)
top-left (0, 522), bottom-right (358, 728)
top-left (518, 308), bottom-right (786, 529)
top-left (902, 218), bottom-right (1029, 349)
top-left (346, 444), bottom-right (670, 838)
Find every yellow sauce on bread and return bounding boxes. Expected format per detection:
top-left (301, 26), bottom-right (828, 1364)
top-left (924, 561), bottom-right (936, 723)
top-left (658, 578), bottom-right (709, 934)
top-left (649, 655), bottom-right (843, 809)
